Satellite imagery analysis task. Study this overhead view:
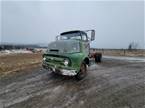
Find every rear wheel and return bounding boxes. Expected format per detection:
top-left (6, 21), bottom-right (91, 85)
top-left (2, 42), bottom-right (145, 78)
top-left (95, 54), bottom-right (102, 63)
top-left (75, 62), bottom-right (87, 80)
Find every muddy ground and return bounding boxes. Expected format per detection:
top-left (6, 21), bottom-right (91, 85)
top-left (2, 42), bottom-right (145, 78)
top-left (0, 58), bottom-right (144, 108)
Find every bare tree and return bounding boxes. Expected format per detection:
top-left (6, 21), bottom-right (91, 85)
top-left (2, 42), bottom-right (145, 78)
top-left (128, 42), bottom-right (139, 50)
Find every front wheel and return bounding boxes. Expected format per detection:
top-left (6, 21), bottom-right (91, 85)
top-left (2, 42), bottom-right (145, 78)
top-left (75, 62), bottom-right (87, 80)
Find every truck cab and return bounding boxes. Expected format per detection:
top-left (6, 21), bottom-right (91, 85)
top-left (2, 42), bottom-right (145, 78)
top-left (42, 30), bottom-right (100, 80)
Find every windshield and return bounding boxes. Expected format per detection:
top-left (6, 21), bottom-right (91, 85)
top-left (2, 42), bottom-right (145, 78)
top-left (47, 40), bottom-right (80, 53)
top-left (59, 32), bottom-right (82, 40)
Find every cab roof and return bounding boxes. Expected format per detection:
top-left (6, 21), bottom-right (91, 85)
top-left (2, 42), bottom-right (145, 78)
top-left (60, 30), bottom-right (87, 36)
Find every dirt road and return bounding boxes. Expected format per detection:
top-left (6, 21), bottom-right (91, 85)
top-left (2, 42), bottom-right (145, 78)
top-left (0, 58), bottom-right (144, 108)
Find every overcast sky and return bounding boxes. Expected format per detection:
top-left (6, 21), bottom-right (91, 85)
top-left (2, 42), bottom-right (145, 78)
top-left (0, 0), bottom-right (144, 49)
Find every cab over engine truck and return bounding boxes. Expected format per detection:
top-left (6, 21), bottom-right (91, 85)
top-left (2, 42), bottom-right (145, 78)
top-left (42, 30), bottom-right (102, 80)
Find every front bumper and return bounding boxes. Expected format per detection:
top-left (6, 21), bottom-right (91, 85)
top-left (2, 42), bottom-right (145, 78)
top-left (42, 62), bottom-right (77, 76)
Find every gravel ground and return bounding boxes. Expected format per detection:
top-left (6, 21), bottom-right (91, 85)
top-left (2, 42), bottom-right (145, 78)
top-left (0, 57), bottom-right (144, 108)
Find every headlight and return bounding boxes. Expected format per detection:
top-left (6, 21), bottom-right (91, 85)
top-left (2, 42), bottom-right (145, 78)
top-left (43, 57), bottom-right (46, 61)
top-left (64, 59), bottom-right (69, 66)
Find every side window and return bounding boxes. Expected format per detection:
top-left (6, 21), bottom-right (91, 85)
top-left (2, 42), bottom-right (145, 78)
top-left (81, 34), bottom-right (88, 41)
top-left (81, 33), bottom-right (89, 54)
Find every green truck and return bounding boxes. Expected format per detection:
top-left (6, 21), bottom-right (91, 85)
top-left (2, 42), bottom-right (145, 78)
top-left (42, 30), bottom-right (102, 80)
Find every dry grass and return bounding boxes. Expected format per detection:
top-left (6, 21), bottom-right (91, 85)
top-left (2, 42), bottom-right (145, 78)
top-left (91, 49), bottom-right (145, 57)
top-left (0, 53), bottom-right (42, 75)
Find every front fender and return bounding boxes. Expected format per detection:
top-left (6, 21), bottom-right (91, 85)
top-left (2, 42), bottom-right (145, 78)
top-left (69, 53), bottom-right (88, 72)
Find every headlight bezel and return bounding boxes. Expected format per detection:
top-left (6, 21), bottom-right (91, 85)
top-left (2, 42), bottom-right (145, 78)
top-left (43, 57), bottom-right (46, 61)
top-left (64, 59), bottom-right (69, 66)
top-left (63, 58), bottom-right (71, 66)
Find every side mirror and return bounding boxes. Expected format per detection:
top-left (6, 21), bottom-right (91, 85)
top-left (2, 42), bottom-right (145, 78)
top-left (91, 30), bottom-right (95, 41)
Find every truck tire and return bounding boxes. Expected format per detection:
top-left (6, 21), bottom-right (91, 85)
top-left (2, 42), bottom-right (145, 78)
top-left (75, 62), bottom-right (87, 80)
top-left (95, 54), bottom-right (102, 63)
